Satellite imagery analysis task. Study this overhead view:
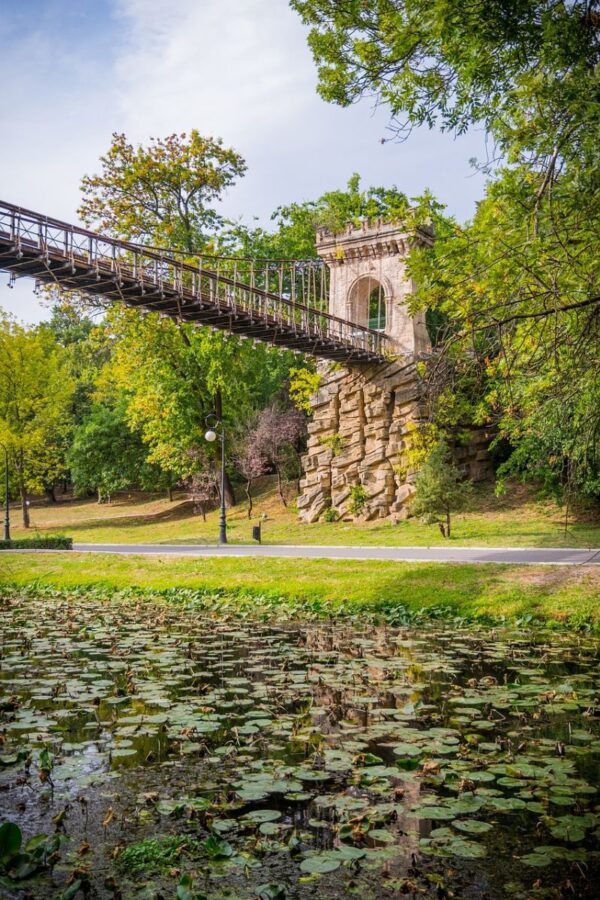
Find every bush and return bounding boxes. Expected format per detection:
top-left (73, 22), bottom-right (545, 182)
top-left (411, 440), bottom-right (472, 538)
top-left (322, 503), bottom-right (339, 522)
top-left (349, 483), bottom-right (368, 516)
top-left (0, 536), bottom-right (73, 551)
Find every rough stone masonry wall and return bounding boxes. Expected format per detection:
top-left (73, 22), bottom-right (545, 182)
top-left (297, 360), bottom-right (492, 524)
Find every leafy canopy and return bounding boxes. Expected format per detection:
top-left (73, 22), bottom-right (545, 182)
top-left (79, 130), bottom-right (246, 250)
top-left (0, 315), bottom-right (74, 500)
top-left (293, 0), bottom-right (600, 501)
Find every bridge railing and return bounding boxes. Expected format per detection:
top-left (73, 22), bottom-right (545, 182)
top-left (0, 201), bottom-right (392, 357)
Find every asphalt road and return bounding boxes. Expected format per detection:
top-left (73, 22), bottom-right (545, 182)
top-left (72, 543), bottom-right (600, 566)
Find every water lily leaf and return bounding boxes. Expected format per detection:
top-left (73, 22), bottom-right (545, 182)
top-left (452, 819), bottom-right (492, 834)
top-left (0, 822), bottom-right (22, 863)
top-left (429, 827), bottom-right (454, 839)
top-left (446, 838), bottom-right (487, 859)
top-left (299, 855), bottom-right (341, 874)
top-left (413, 805), bottom-right (455, 821)
top-left (243, 810), bottom-right (282, 824)
top-left (368, 829), bottom-right (396, 844)
top-left (0, 755), bottom-right (19, 767)
top-left (521, 851), bottom-right (552, 867)
top-left (256, 883), bottom-right (287, 899)
top-left (155, 799), bottom-right (186, 816)
top-left (485, 797), bottom-right (527, 812)
top-left (111, 747), bottom-right (137, 758)
top-left (203, 835), bottom-right (234, 859)
top-left (212, 818), bottom-right (237, 833)
top-left (392, 742), bottom-right (422, 758)
top-left (334, 845), bottom-right (367, 861)
top-left (547, 816), bottom-right (590, 842)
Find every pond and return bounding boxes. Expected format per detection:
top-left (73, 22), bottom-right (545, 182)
top-left (0, 592), bottom-right (598, 899)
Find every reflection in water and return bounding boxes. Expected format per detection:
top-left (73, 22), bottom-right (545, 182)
top-left (0, 594), bottom-right (598, 898)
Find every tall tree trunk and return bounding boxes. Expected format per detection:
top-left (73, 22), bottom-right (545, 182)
top-left (246, 479), bottom-right (253, 519)
top-left (446, 509), bottom-right (451, 539)
top-left (45, 486), bottom-right (57, 503)
top-left (275, 466), bottom-right (288, 508)
top-left (167, 486), bottom-right (174, 502)
top-left (214, 388), bottom-right (236, 506)
top-left (17, 452), bottom-right (30, 529)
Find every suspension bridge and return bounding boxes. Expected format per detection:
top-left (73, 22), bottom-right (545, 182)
top-left (0, 201), bottom-right (393, 363)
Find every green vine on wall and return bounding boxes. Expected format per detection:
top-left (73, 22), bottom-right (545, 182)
top-left (319, 432), bottom-right (345, 456)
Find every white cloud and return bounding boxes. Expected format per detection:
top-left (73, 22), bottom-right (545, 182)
top-left (113, 0), bottom-right (315, 146)
top-left (0, 0), bottom-right (487, 322)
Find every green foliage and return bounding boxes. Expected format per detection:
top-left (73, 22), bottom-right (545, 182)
top-left (349, 483), bottom-right (368, 517)
top-left (291, 1), bottom-right (599, 143)
top-left (68, 400), bottom-right (170, 499)
top-left (292, 0), bottom-right (600, 504)
top-left (319, 432), bottom-right (345, 457)
top-left (117, 836), bottom-right (193, 876)
top-left (322, 503), bottom-right (338, 523)
top-left (94, 308), bottom-right (297, 483)
top-left (0, 315), bottom-right (75, 512)
top-left (79, 131), bottom-right (246, 250)
top-left (42, 302), bottom-right (108, 428)
top-left (411, 442), bottom-right (472, 537)
top-left (0, 536), bottom-right (72, 550)
top-left (77, 132), bottom-right (300, 491)
top-left (0, 821), bottom-right (65, 882)
top-left (288, 366), bottom-right (321, 414)
top-left (234, 174), bottom-right (433, 261)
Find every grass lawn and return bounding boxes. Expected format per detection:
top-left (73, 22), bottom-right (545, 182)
top-left (0, 551), bottom-right (598, 626)
top-left (9, 478), bottom-right (600, 548)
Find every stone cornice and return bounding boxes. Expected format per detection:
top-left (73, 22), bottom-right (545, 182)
top-left (316, 219), bottom-right (433, 264)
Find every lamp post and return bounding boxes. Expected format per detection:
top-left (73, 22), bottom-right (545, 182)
top-left (204, 416), bottom-right (227, 545)
top-left (0, 443), bottom-right (10, 542)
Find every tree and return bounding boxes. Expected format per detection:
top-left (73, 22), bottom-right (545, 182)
top-left (78, 132), bottom-right (298, 505)
top-left (235, 438), bottom-right (269, 519)
top-left (94, 307), bottom-right (297, 501)
top-left (232, 173), bottom-right (421, 260)
top-left (189, 470), bottom-right (219, 520)
top-left (251, 404), bottom-right (307, 507)
top-left (293, 0), bottom-right (600, 503)
top-left (79, 131), bottom-right (246, 250)
top-left (411, 441), bottom-right (472, 538)
top-left (291, 1), bottom-right (600, 147)
top-left (69, 401), bottom-right (171, 502)
top-left (0, 316), bottom-right (74, 526)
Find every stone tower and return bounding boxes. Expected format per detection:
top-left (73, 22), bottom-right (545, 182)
top-left (296, 220), bottom-right (491, 523)
top-left (316, 219), bottom-right (431, 356)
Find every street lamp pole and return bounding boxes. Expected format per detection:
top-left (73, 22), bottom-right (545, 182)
top-left (1, 443), bottom-right (10, 542)
top-left (205, 417), bottom-right (227, 545)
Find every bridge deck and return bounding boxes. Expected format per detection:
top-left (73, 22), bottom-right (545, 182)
top-left (0, 202), bottom-right (392, 363)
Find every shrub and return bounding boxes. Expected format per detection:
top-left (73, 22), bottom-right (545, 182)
top-left (411, 440), bottom-right (472, 537)
top-left (349, 483), bottom-right (368, 516)
top-left (0, 536), bottom-right (73, 551)
top-left (322, 503), bottom-right (339, 522)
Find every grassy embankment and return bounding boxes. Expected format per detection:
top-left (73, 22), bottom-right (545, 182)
top-left (3, 479), bottom-right (598, 626)
top-left (1, 551), bottom-right (599, 627)
top-left (9, 478), bottom-right (600, 548)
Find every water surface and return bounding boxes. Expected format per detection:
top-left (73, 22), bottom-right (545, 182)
top-left (0, 593), bottom-right (598, 898)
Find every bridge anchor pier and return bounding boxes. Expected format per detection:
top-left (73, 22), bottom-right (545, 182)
top-left (298, 359), bottom-right (425, 523)
top-left (298, 359), bottom-right (492, 524)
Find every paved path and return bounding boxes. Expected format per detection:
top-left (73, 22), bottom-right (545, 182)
top-left (73, 543), bottom-right (600, 566)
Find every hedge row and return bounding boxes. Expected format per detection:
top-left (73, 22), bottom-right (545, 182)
top-left (0, 536), bottom-right (73, 550)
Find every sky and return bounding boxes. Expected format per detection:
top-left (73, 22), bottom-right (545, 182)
top-left (0, 0), bottom-right (488, 323)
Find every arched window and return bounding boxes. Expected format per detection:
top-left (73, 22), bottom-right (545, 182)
top-left (368, 285), bottom-right (386, 331)
top-left (349, 276), bottom-right (387, 333)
